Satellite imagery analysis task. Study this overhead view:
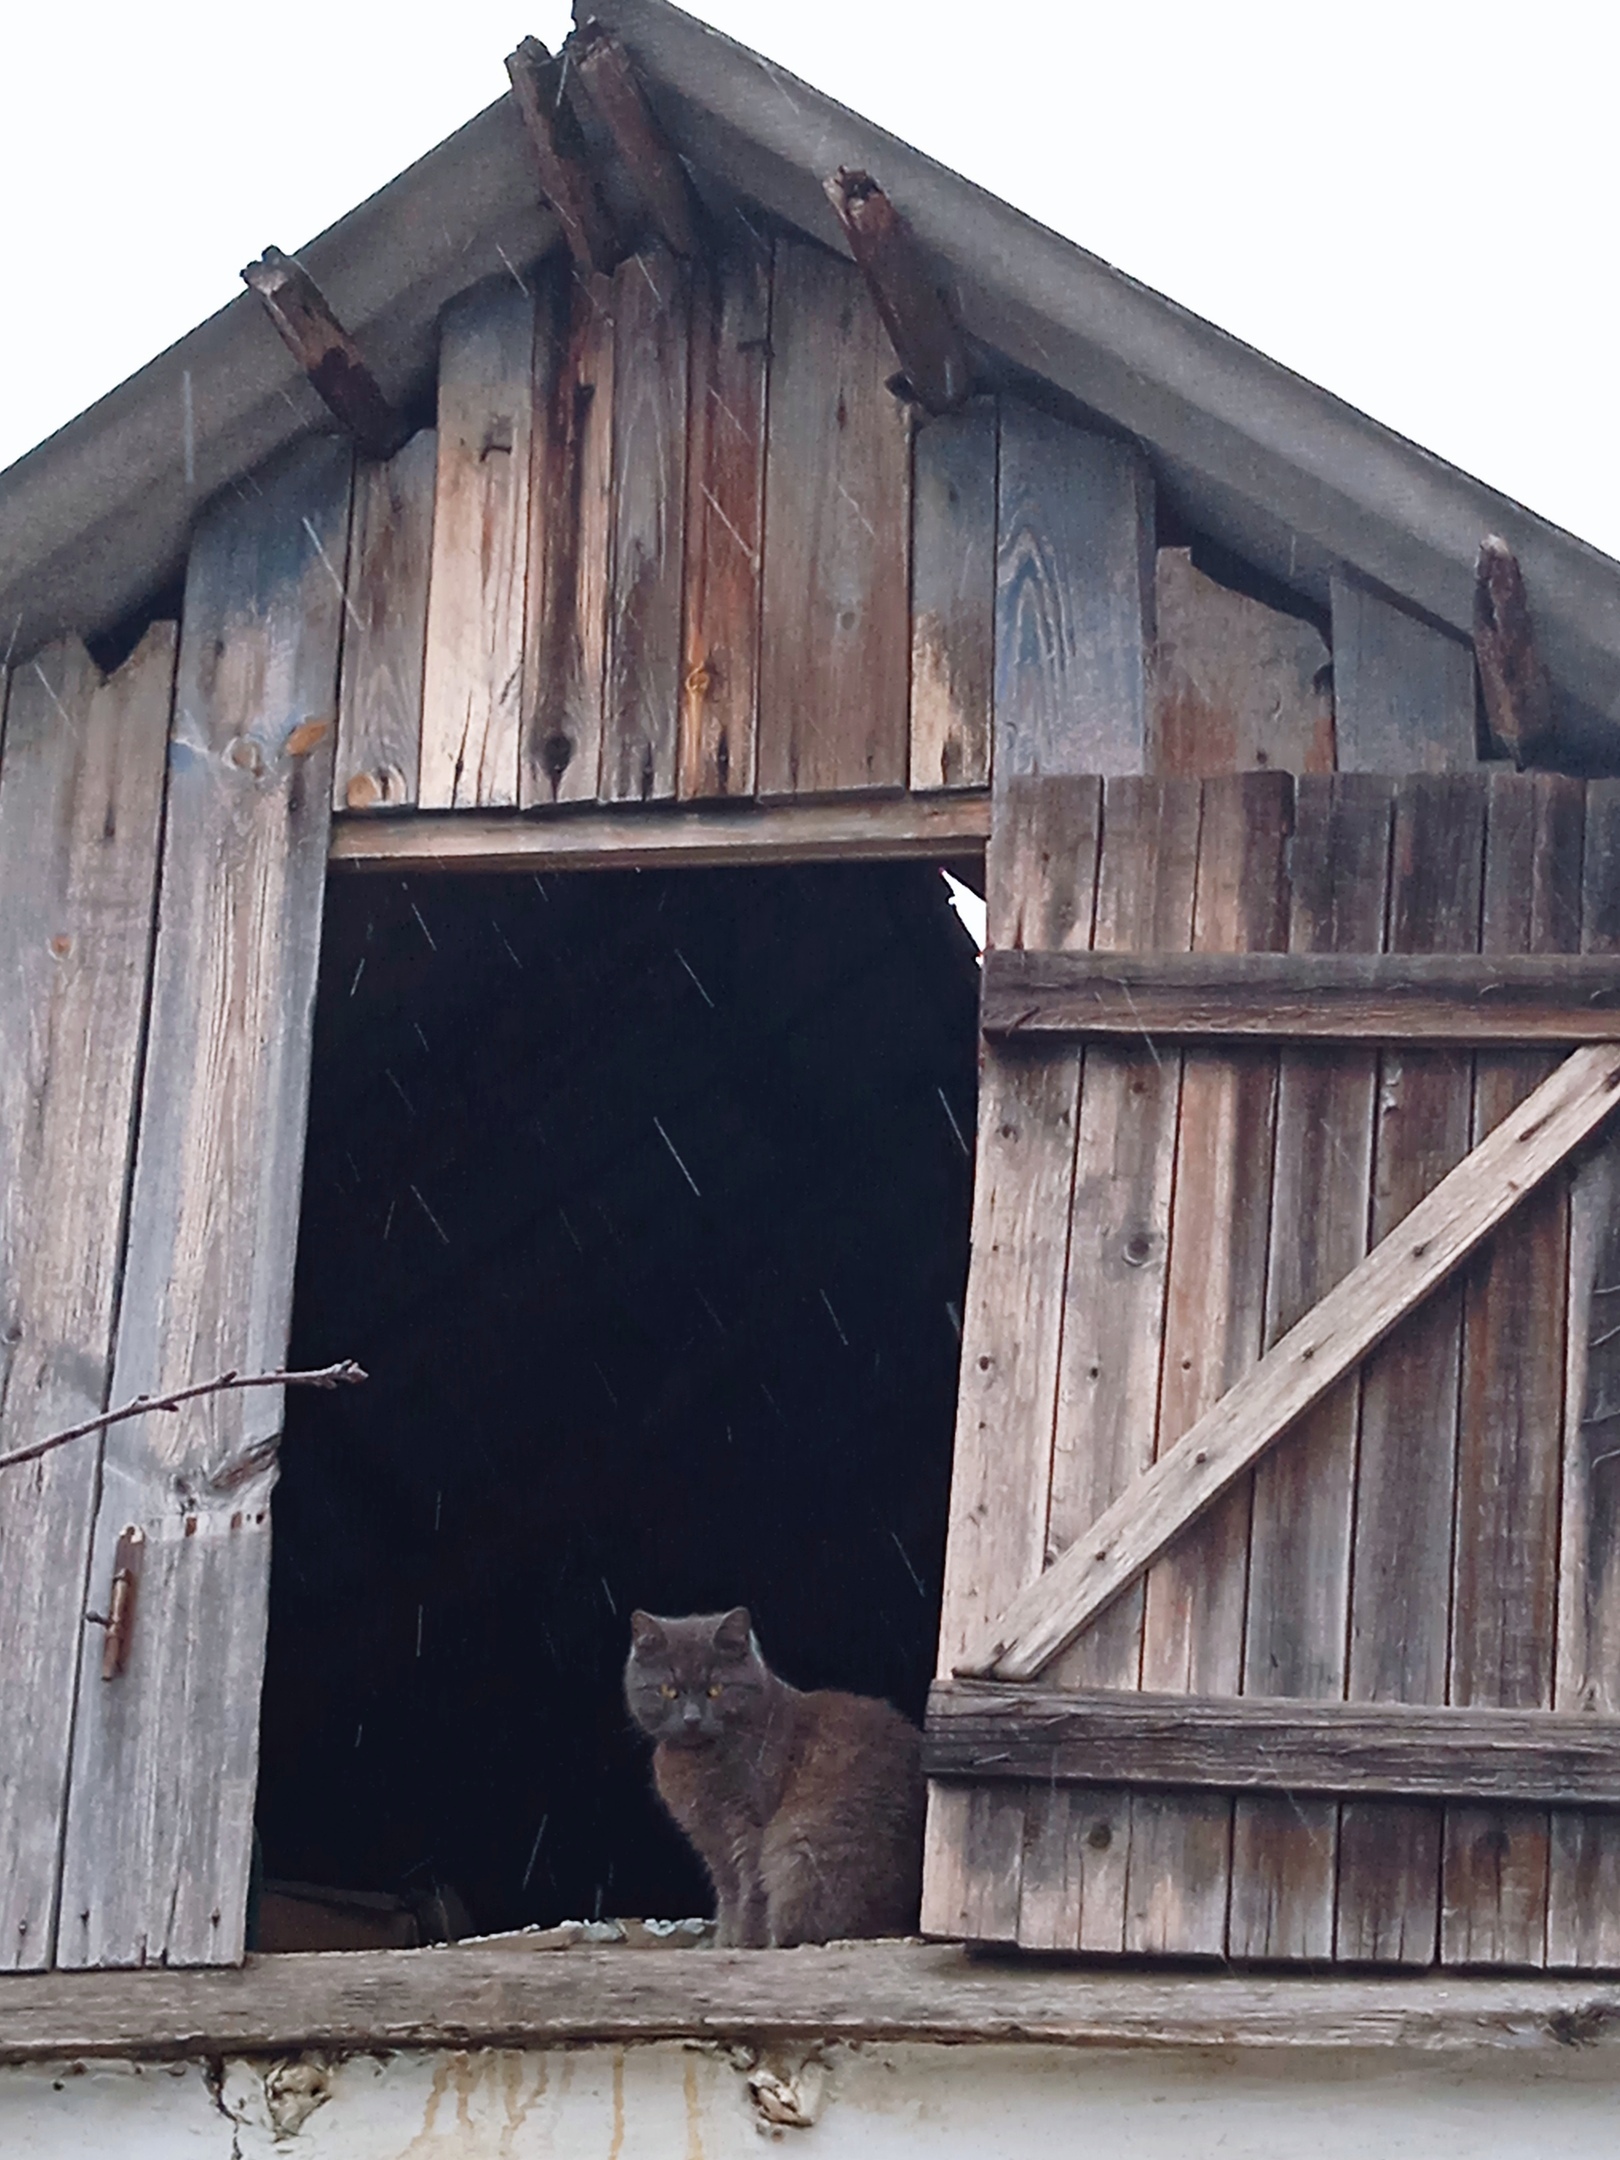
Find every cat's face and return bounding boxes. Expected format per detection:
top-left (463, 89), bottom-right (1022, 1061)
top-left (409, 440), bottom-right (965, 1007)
top-left (624, 1608), bottom-right (768, 1747)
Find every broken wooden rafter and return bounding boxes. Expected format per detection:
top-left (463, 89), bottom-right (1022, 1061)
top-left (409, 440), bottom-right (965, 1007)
top-left (959, 1040), bottom-right (1620, 1682)
top-left (506, 37), bottom-right (623, 274)
top-left (572, 24), bottom-right (702, 259)
top-left (823, 168), bottom-right (973, 415)
top-left (1474, 534), bottom-right (1556, 766)
top-left (240, 249), bottom-right (409, 459)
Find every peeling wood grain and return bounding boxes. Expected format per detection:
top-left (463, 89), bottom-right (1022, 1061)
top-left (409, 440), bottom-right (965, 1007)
top-left (909, 401), bottom-right (996, 792)
top-left (56, 436), bottom-right (350, 1970)
top-left (679, 243), bottom-right (768, 800)
top-left (757, 240), bottom-right (911, 798)
top-left (335, 430), bottom-right (435, 811)
top-left (603, 245), bottom-right (690, 803)
top-left (420, 282), bottom-right (535, 808)
top-left (0, 630), bottom-right (174, 1971)
top-left (522, 264), bottom-right (615, 807)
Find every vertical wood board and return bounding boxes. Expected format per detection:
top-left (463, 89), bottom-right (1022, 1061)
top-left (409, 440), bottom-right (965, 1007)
top-left (0, 631), bottom-right (174, 1970)
top-left (603, 246), bottom-right (690, 804)
top-left (910, 401), bottom-right (997, 792)
top-left (1151, 549), bottom-right (1332, 777)
top-left (522, 266), bottom-right (615, 807)
top-left (679, 242), bottom-right (769, 801)
top-left (420, 281), bottom-right (534, 808)
top-left (993, 401), bottom-right (1152, 786)
top-left (1331, 574), bottom-right (1478, 774)
top-left (757, 240), bottom-right (911, 798)
top-left (57, 436), bottom-right (350, 1969)
top-left (1229, 772), bottom-right (1393, 1960)
top-left (1337, 772), bottom-right (1486, 1965)
top-left (334, 430), bottom-right (435, 812)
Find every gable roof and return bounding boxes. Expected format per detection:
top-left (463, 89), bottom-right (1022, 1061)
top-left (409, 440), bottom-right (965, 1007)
top-left (5, 0), bottom-right (1619, 766)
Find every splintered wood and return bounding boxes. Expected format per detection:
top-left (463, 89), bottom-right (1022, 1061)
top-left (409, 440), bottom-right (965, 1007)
top-left (927, 768), bottom-right (1620, 1967)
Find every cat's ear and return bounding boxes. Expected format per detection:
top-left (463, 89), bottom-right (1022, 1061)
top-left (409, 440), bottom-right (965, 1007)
top-left (713, 1606), bottom-right (753, 1656)
top-left (629, 1611), bottom-right (667, 1655)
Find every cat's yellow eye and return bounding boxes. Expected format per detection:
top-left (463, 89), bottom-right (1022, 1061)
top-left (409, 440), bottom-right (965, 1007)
top-left (660, 1683), bottom-right (678, 1699)
top-left (707, 1684), bottom-right (722, 1698)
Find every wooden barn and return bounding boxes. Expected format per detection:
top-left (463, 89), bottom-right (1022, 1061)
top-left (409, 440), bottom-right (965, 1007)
top-left (7, 2), bottom-right (1620, 2150)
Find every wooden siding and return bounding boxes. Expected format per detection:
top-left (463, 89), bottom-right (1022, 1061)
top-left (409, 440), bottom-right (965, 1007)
top-left (931, 766), bottom-right (1620, 1968)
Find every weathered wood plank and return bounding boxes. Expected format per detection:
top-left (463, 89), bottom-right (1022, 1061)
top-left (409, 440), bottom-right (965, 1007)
top-left (1338, 774), bottom-right (1486, 1963)
top-left (927, 1682), bottom-right (1620, 1803)
top-left (1549, 779), bottom-right (1620, 1966)
top-left (1330, 575), bottom-right (1478, 774)
top-left (1151, 550), bottom-right (1332, 776)
top-left (57, 437), bottom-right (351, 1970)
top-left (1035, 779), bottom-right (1202, 1953)
top-left (1443, 774), bottom-right (1583, 1966)
top-left (331, 791), bottom-right (991, 873)
top-left (334, 430), bottom-right (435, 811)
top-left (909, 401), bottom-right (996, 792)
top-left (522, 265), bottom-right (615, 807)
top-left (923, 777), bottom-right (1101, 1940)
top-left (1046, 779), bottom-right (1202, 1697)
top-left (1134, 772), bottom-right (1289, 1954)
top-left (1230, 773), bottom-right (1393, 1959)
top-left (994, 401), bottom-right (1152, 785)
top-left (603, 245), bottom-right (690, 803)
top-left (757, 240), bottom-right (911, 797)
top-left (6, 1941), bottom-right (1620, 2063)
top-left (961, 1039), bottom-right (1620, 1684)
top-left (679, 243), bottom-right (769, 800)
top-left (981, 950), bottom-right (1620, 1043)
top-left (0, 631), bottom-right (174, 1972)
top-left (419, 280), bottom-right (535, 808)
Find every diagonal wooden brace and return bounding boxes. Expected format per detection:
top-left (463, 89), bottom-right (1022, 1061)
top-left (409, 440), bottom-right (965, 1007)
top-left (959, 1041), bottom-right (1620, 1683)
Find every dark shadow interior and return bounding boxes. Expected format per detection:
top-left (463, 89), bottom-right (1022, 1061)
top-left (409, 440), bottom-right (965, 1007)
top-left (256, 857), bottom-right (978, 1936)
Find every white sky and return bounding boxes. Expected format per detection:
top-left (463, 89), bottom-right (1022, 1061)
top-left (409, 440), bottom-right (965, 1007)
top-left (4, 2), bottom-right (1618, 560)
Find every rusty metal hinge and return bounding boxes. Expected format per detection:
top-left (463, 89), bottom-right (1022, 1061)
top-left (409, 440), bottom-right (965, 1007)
top-left (85, 1526), bottom-right (144, 1679)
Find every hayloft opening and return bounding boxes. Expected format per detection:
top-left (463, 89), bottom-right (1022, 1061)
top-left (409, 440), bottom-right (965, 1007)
top-left (255, 857), bottom-right (978, 1942)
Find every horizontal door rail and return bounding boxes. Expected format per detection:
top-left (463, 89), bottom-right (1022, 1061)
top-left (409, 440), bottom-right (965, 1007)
top-left (982, 948), bottom-right (1620, 1044)
top-left (926, 1681), bottom-right (1620, 1805)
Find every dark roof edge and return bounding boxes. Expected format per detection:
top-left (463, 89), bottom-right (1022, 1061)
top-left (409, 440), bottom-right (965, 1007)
top-left (590, 0), bottom-right (1620, 750)
top-left (0, 99), bottom-right (556, 662)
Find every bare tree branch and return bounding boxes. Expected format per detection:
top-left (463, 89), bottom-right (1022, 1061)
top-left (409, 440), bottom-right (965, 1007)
top-left (0, 1361), bottom-right (367, 1476)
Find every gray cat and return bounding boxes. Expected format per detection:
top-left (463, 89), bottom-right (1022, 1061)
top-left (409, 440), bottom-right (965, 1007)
top-left (624, 1607), bottom-right (924, 1948)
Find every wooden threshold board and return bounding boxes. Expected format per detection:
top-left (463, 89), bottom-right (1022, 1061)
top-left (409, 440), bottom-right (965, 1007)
top-left (984, 948), bottom-right (1620, 1044)
top-left (329, 792), bottom-right (991, 873)
top-left (926, 1681), bottom-right (1620, 1804)
top-left (6, 1941), bottom-right (1620, 2061)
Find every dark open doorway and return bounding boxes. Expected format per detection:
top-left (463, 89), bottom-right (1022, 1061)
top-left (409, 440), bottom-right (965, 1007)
top-left (255, 857), bottom-right (978, 1939)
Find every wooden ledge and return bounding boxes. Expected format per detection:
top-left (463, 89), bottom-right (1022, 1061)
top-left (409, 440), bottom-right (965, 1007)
top-left (329, 793), bottom-right (991, 874)
top-left (4, 1941), bottom-right (1620, 2062)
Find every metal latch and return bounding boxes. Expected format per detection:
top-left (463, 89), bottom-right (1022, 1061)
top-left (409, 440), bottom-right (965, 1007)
top-left (86, 1526), bottom-right (144, 1679)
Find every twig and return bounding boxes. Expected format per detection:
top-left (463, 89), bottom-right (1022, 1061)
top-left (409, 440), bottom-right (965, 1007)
top-left (0, 1361), bottom-right (367, 1475)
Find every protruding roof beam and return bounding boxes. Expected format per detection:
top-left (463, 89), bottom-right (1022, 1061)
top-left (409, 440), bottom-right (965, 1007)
top-left (823, 167), bottom-right (973, 415)
top-left (572, 23), bottom-right (701, 258)
top-left (506, 37), bottom-right (623, 274)
top-left (240, 248), bottom-right (410, 459)
top-left (1474, 534), bottom-right (1556, 766)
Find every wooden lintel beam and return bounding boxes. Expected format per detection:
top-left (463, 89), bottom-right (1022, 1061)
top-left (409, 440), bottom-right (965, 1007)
top-left (927, 1681), bottom-right (1620, 1805)
top-left (982, 947), bottom-right (1620, 1045)
top-left (1474, 534), bottom-right (1556, 766)
top-left (240, 249), bottom-right (409, 459)
top-left (505, 37), bottom-right (623, 274)
top-left (328, 791), bottom-right (991, 874)
top-left (961, 1041), bottom-right (1620, 1682)
top-left (571, 25), bottom-right (701, 259)
top-left (823, 168), bottom-right (973, 415)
